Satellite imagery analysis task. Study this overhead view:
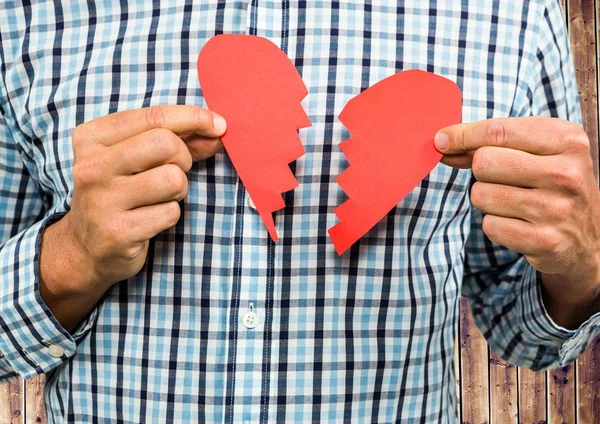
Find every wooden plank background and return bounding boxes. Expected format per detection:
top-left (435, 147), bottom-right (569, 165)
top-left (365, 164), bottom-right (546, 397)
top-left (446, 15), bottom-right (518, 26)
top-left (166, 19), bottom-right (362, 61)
top-left (1, 1), bottom-right (599, 423)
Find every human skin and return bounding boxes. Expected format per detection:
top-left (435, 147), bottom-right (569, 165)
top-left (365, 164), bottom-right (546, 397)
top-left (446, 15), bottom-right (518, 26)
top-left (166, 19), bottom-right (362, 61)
top-left (436, 117), bottom-right (600, 329)
top-left (40, 113), bottom-right (600, 333)
top-left (39, 105), bottom-right (226, 331)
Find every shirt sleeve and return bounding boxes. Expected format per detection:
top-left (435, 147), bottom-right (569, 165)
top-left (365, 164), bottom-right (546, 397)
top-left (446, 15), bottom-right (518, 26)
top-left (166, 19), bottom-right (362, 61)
top-left (461, 0), bottom-right (600, 371)
top-left (0, 103), bottom-right (97, 383)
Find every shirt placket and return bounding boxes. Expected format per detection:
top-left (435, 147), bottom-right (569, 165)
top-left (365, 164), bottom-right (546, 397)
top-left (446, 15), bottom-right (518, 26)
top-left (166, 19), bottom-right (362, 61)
top-left (226, 2), bottom-right (285, 424)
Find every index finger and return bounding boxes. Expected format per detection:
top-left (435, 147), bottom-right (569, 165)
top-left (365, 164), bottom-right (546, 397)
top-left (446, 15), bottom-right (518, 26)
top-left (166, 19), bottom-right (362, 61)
top-left (73, 105), bottom-right (227, 147)
top-left (434, 117), bottom-right (569, 156)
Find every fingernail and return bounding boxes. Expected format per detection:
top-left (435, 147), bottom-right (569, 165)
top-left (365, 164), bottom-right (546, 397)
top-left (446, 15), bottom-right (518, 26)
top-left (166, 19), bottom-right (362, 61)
top-left (435, 131), bottom-right (449, 151)
top-left (213, 113), bottom-right (227, 134)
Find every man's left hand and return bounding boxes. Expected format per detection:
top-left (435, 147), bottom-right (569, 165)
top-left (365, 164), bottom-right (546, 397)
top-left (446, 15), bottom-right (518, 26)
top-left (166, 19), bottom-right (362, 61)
top-left (435, 117), bottom-right (600, 329)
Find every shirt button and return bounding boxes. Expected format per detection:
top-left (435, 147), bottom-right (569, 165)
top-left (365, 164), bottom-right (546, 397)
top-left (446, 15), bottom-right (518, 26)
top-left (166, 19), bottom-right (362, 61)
top-left (47, 345), bottom-right (64, 358)
top-left (242, 311), bottom-right (259, 329)
top-left (242, 303), bottom-right (259, 329)
top-left (247, 195), bottom-right (257, 211)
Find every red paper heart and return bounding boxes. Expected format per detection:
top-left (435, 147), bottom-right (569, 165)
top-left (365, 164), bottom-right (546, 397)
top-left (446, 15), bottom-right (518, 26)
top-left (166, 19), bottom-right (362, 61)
top-left (329, 70), bottom-right (463, 255)
top-left (197, 35), bottom-right (311, 241)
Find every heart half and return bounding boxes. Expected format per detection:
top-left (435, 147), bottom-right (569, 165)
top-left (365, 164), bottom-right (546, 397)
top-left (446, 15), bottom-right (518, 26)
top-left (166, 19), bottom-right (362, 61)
top-left (329, 70), bottom-right (463, 255)
top-left (197, 34), bottom-right (311, 241)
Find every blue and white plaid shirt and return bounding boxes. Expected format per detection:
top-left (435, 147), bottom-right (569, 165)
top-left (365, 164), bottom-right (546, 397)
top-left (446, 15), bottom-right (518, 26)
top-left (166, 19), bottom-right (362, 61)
top-left (1, 1), bottom-right (599, 423)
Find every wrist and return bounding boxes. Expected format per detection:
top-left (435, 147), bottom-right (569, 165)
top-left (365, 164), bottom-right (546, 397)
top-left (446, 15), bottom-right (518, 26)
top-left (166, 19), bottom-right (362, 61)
top-left (541, 266), bottom-right (600, 329)
top-left (39, 213), bottom-right (111, 332)
top-left (39, 213), bottom-right (105, 299)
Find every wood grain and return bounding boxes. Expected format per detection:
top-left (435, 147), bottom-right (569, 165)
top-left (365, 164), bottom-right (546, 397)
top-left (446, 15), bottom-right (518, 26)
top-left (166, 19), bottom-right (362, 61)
top-left (455, 323), bottom-right (462, 422)
top-left (578, 338), bottom-right (600, 424)
top-left (518, 368), bottom-right (546, 424)
top-left (459, 298), bottom-right (489, 424)
top-left (489, 352), bottom-right (518, 424)
top-left (0, 380), bottom-right (23, 424)
top-left (25, 376), bottom-right (46, 424)
top-left (569, 0), bottom-right (599, 173)
top-left (549, 365), bottom-right (576, 424)
top-left (569, 1), bottom-right (600, 423)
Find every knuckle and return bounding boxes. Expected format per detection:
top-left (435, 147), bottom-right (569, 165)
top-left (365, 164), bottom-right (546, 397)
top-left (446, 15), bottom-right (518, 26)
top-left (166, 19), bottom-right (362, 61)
top-left (565, 126), bottom-right (590, 152)
top-left (145, 105), bottom-right (167, 129)
top-left (549, 164), bottom-right (583, 193)
top-left (454, 128), bottom-right (466, 151)
top-left (481, 214), bottom-right (497, 239)
top-left (72, 124), bottom-right (88, 144)
top-left (163, 164), bottom-right (187, 192)
top-left (180, 151), bottom-right (193, 172)
top-left (470, 182), bottom-right (486, 209)
top-left (471, 147), bottom-right (490, 178)
top-left (153, 128), bottom-right (180, 159)
top-left (193, 107), bottom-right (213, 130)
top-left (179, 177), bottom-right (189, 199)
top-left (164, 201), bottom-right (181, 227)
top-left (485, 121), bottom-right (508, 148)
top-left (174, 174), bottom-right (189, 201)
top-left (537, 227), bottom-right (562, 255)
top-left (71, 162), bottom-right (87, 187)
top-left (72, 157), bottom-right (104, 188)
top-left (550, 196), bottom-right (573, 220)
top-left (453, 126), bottom-right (470, 152)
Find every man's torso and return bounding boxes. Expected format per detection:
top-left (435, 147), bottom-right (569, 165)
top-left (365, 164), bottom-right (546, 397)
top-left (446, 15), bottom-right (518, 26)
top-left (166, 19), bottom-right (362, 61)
top-left (0, 1), bottom-right (540, 422)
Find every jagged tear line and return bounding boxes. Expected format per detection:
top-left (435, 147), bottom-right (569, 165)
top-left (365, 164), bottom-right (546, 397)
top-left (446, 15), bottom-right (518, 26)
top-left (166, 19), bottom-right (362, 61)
top-left (258, 148), bottom-right (306, 242)
top-left (197, 34), bottom-right (311, 242)
top-left (327, 70), bottom-right (462, 256)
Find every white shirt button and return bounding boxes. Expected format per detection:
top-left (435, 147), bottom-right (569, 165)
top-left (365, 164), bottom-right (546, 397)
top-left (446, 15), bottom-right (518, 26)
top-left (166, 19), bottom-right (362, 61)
top-left (242, 311), bottom-right (259, 329)
top-left (242, 303), bottom-right (259, 329)
top-left (247, 195), bottom-right (257, 211)
top-left (47, 344), bottom-right (64, 358)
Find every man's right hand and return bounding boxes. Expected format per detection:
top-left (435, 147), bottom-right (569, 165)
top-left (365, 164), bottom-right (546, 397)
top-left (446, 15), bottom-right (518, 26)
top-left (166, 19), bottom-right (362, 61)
top-left (39, 106), bottom-right (226, 331)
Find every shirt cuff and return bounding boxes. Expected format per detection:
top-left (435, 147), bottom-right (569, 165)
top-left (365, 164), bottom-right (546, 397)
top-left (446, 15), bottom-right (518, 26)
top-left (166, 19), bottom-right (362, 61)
top-left (0, 212), bottom-right (98, 380)
top-left (519, 264), bottom-right (600, 364)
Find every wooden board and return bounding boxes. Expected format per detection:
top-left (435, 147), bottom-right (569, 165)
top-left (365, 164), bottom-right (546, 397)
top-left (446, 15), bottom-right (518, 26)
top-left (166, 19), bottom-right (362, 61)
top-left (489, 352), bottom-right (518, 424)
top-left (1, 1), bottom-right (600, 423)
top-left (571, 1), bottom-right (600, 423)
top-left (25, 376), bottom-right (46, 424)
top-left (454, 319), bottom-right (462, 422)
top-left (549, 364), bottom-right (576, 424)
top-left (518, 368), bottom-right (546, 424)
top-left (459, 298), bottom-right (490, 424)
top-left (569, 0), bottom-right (599, 175)
top-left (0, 380), bottom-right (23, 424)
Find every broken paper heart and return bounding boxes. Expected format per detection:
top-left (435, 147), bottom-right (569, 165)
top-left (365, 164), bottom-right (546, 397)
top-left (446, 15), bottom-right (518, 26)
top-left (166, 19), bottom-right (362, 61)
top-left (197, 35), bottom-right (462, 252)
top-left (328, 70), bottom-right (463, 255)
top-left (197, 34), bottom-right (311, 242)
